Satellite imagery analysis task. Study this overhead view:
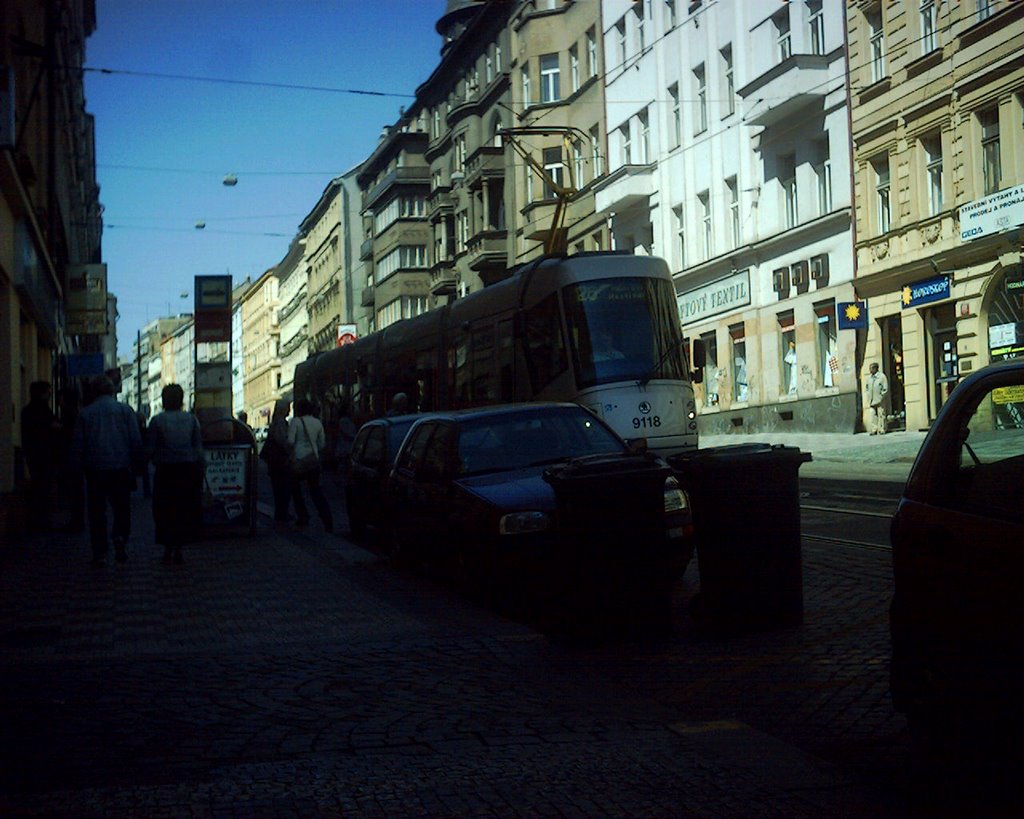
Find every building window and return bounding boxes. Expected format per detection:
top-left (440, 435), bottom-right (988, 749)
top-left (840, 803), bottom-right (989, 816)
top-left (495, 44), bottom-right (502, 73)
top-left (923, 134), bottom-right (943, 215)
top-left (619, 123), bottom-right (632, 166)
top-left (868, 11), bottom-right (886, 82)
top-left (814, 137), bottom-right (832, 215)
top-left (570, 45), bottom-right (580, 93)
top-left (587, 27), bottom-right (597, 77)
top-left (616, 18), bottom-right (627, 66)
top-left (730, 323), bottom-right (748, 402)
top-left (432, 108), bottom-right (441, 139)
top-left (573, 139), bottom-right (585, 187)
top-left (521, 66), bottom-right (531, 107)
top-left (666, 0), bottom-right (676, 29)
top-left (721, 46), bottom-right (734, 117)
top-left (779, 312), bottom-right (797, 395)
top-left (701, 331), bottom-right (719, 407)
top-left (781, 154), bottom-right (797, 229)
top-left (673, 204), bottom-right (686, 270)
top-left (455, 133), bottom-right (467, 171)
top-left (668, 84), bottom-right (681, 149)
top-left (543, 146), bottom-right (563, 199)
top-left (727, 177), bottom-right (740, 247)
top-left (699, 190), bottom-right (712, 259)
top-left (635, 2), bottom-right (647, 52)
top-left (815, 300), bottom-right (837, 388)
top-left (638, 108), bottom-right (650, 164)
top-left (525, 165), bottom-right (534, 203)
top-left (808, 0), bottom-right (824, 55)
top-left (540, 53), bottom-right (560, 103)
top-left (978, 0), bottom-right (994, 21)
top-left (694, 63), bottom-right (707, 134)
top-left (980, 108), bottom-right (1001, 195)
top-left (874, 154), bottom-right (891, 233)
top-left (920, 0), bottom-right (937, 53)
top-left (485, 54), bottom-right (494, 84)
top-left (590, 125), bottom-right (603, 177)
top-left (774, 8), bottom-right (791, 61)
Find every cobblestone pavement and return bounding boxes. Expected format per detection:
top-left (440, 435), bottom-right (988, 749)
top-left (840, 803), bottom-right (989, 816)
top-left (0, 450), bottom-right (986, 816)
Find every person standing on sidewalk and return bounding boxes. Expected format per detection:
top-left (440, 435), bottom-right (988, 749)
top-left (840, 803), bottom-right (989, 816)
top-left (148, 384), bottom-right (204, 564)
top-left (865, 362), bottom-right (889, 435)
top-left (21, 380), bottom-right (60, 532)
top-left (288, 398), bottom-right (333, 533)
top-left (71, 375), bottom-right (143, 565)
top-left (260, 398), bottom-right (293, 523)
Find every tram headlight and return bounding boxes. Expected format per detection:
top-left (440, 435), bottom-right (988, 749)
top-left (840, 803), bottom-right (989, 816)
top-left (499, 511), bottom-right (552, 535)
top-left (663, 476), bottom-right (690, 513)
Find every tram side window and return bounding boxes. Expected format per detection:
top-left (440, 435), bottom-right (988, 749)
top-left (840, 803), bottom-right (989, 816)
top-left (471, 326), bottom-right (497, 403)
top-left (523, 293), bottom-right (568, 393)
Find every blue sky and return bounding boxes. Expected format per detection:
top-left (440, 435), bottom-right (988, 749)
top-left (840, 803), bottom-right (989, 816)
top-left (85, 0), bottom-right (446, 357)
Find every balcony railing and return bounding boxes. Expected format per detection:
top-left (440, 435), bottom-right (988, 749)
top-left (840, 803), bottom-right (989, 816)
top-left (430, 260), bottom-right (457, 296)
top-left (467, 230), bottom-right (508, 271)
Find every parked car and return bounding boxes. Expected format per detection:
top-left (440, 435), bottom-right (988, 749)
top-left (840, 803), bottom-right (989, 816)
top-left (345, 414), bottom-right (421, 537)
top-left (383, 402), bottom-right (694, 626)
top-left (890, 358), bottom-right (1024, 762)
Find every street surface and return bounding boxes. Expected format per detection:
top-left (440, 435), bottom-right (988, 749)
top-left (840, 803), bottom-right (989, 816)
top-left (0, 453), bottom-right (1008, 816)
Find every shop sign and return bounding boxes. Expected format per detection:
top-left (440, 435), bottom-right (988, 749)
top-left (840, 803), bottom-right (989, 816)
top-left (959, 183), bottom-right (1024, 242)
top-left (337, 323), bottom-right (357, 347)
top-left (677, 269), bottom-right (750, 324)
top-left (204, 447), bottom-right (247, 521)
top-left (901, 275), bottom-right (949, 309)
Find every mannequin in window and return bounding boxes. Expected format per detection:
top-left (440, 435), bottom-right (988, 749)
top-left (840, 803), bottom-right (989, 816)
top-left (784, 341), bottom-right (798, 394)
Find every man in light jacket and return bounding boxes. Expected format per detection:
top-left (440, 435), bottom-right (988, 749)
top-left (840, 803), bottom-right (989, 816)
top-left (71, 375), bottom-right (143, 565)
top-left (865, 362), bottom-right (889, 436)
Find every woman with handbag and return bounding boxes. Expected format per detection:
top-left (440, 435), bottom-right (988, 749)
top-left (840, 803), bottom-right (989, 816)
top-left (148, 383), bottom-right (203, 564)
top-left (287, 398), bottom-right (333, 533)
top-left (260, 399), bottom-right (293, 523)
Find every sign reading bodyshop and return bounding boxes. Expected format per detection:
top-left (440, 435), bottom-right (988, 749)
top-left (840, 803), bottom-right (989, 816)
top-left (959, 184), bottom-right (1024, 242)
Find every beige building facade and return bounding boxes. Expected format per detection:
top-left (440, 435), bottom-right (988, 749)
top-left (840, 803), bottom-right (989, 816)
top-left (848, 0), bottom-right (1024, 432)
top-left (240, 269), bottom-right (281, 426)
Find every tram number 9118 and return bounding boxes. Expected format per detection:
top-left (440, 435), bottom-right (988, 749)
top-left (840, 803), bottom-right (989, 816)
top-left (632, 416), bottom-right (662, 429)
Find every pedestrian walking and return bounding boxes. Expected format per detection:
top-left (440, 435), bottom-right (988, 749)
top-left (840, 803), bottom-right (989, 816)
top-left (70, 375), bottom-right (143, 565)
top-left (136, 408), bottom-right (153, 498)
top-left (21, 381), bottom-right (60, 531)
top-left (148, 384), bottom-right (204, 565)
top-left (288, 398), bottom-right (333, 533)
top-left (57, 386), bottom-right (85, 533)
top-left (865, 362), bottom-right (889, 435)
top-left (259, 398), bottom-right (293, 523)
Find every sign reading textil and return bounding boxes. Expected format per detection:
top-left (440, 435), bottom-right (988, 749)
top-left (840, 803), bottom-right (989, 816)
top-left (959, 184), bottom-right (1024, 242)
top-left (901, 275), bottom-right (950, 309)
top-left (677, 269), bottom-right (751, 325)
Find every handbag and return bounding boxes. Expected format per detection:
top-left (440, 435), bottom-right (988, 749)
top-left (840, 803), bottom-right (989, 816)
top-left (290, 418), bottom-right (321, 477)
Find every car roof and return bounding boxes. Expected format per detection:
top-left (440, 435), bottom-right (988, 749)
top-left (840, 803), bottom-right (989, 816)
top-left (404, 402), bottom-right (586, 424)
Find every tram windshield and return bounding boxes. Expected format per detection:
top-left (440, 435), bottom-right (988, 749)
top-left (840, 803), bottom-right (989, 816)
top-left (563, 276), bottom-right (687, 389)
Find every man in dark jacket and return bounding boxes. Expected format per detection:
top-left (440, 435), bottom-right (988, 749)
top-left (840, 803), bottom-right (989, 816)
top-left (21, 381), bottom-right (58, 531)
top-left (71, 375), bottom-right (143, 565)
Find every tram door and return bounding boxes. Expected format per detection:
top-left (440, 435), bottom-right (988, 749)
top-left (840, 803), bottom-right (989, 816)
top-left (880, 314), bottom-right (906, 431)
top-left (927, 303), bottom-right (959, 420)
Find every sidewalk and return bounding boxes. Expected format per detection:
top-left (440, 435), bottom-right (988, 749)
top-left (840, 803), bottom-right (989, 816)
top-left (699, 428), bottom-right (927, 484)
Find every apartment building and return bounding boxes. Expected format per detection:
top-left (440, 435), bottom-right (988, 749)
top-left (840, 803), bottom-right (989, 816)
top-left (275, 236), bottom-right (308, 405)
top-left (598, 0), bottom-right (856, 434)
top-left (2, 0), bottom-right (103, 532)
top-left (303, 170), bottom-right (366, 350)
top-left (847, 0), bottom-right (1024, 432)
top-left (240, 269), bottom-right (281, 425)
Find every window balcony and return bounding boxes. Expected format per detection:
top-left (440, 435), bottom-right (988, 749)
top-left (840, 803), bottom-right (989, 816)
top-left (360, 285), bottom-right (375, 307)
top-left (467, 230), bottom-right (508, 272)
top-left (465, 146), bottom-right (505, 189)
top-left (593, 163), bottom-right (656, 215)
top-left (738, 54), bottom-right (831, 128)
top-left (430, 260), bottom-right (457, 296)
top-left (359, 236), bottom-right (374, 261)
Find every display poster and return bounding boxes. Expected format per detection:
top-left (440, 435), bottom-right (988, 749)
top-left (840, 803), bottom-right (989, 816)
top-left (203, 446), bottom-right (248, 523)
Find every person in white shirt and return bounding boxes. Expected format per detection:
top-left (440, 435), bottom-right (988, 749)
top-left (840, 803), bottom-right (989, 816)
top-left (288, 398), bottom-right (333, 533)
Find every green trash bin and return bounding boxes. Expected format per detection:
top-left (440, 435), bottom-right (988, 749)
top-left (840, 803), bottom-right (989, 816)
top-left (668, 444), bottom-right (811, 633)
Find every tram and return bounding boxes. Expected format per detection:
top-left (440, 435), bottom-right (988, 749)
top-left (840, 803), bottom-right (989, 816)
top-left (294, 251), bottom-right (702, 458)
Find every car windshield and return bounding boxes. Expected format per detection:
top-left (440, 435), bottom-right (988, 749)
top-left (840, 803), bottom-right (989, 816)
top-left (562, 276), bottom-right (687, 388)
top-left (456, 407), bottom-right (626, 475)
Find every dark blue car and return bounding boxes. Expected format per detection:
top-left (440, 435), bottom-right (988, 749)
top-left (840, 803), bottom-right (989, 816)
top-left (384, 403), bottom-right (694, 627)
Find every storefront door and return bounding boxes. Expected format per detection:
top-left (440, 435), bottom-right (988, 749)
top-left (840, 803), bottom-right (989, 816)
top-left (881, 314), bottom-right (906, 431)
top-left (928, 303), bottom-right (958, 420)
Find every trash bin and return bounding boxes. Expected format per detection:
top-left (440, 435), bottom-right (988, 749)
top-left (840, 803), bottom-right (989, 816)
top-left (668, 444), bottom-right (811, 633)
